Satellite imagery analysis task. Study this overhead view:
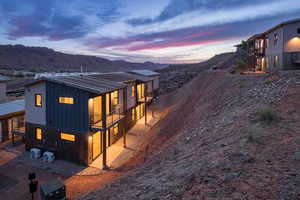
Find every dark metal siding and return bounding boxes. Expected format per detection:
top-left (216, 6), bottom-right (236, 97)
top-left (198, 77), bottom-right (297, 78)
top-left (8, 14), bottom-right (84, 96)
top-left (46, 82), bottom-right (89, 132)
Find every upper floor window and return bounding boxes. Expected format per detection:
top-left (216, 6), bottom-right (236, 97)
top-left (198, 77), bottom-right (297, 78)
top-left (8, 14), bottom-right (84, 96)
top-left (35, 94), bottom-right (42, 107)
top-left (274, 33), bottom-right (279, 46)
top-left (297, 28), bottom-right (300, 34)
top-left (61, 132), bottom-right (76, 142)
top-left (36, 128), bottom-right (42, 140)
top-left (59, 97), bottom-right (74, 104)
top-left (131, 86), bottom-right (135, 97)
top-left (265, 38), bottom-right (269, 48)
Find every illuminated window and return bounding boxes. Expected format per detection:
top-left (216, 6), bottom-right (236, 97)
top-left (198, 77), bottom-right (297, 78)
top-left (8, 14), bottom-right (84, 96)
top-left (265, 38), bottom-right (269, 48)
top-left (61, 132), bottom-right (76, 142)
top-left (35, 94), bottom-right (42, 107)
top-left (132, 108), bottom-right (136, 120)
top-left (131, 86), bottom-right (135, 97)
top-left (36, 128), bottom-right (42, 140)
top-left (113, 124), bottom-right (118, 135)
top-left (59, 97), bottom-right (74, 104)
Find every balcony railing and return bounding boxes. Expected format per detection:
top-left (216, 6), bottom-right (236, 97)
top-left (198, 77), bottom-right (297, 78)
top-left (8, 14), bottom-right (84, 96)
top-left (90, 105), bottom-right (125, 130)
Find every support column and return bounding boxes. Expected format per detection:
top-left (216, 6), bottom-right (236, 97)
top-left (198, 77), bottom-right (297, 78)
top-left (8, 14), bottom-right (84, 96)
top-left (144, 84), bottom-right (147, 125)
top-left (101, 94), bottom-right (108, 169)
top-left (123, 124), bottom-right (126, 148)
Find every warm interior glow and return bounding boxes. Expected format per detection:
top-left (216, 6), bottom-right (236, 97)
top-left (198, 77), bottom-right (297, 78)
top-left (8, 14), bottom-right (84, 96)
top-left (131, 86), bottom-right (135, 97)
top-left (61, 132), bottom-right (76, 141)
top-left (35, 94), bottom-right (42, 106)
top-left (137, 84), bottom-right (145, 99)
top-left (36, 128), bottom-right (42, 140)
top-left (92, 132), bottom-right (101, 159)
top-left (59, 97), bottom-right (74, 104)
top-left (285, 37), bottom-right (300, 52)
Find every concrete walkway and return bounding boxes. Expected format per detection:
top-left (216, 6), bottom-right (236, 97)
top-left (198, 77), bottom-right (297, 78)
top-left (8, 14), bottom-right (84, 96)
top-left (90, 109), bottom-right (160, 169)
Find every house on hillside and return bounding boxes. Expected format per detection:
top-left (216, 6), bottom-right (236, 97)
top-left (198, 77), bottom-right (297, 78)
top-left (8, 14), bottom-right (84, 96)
top-left (0, 75), bottom-right (10, 103)
top-left (0, 99), bottom-right (25, 143)
top-left (247, 18), bottom-right (300, 72)
top-left (24, 71), bottom-right (159, 168)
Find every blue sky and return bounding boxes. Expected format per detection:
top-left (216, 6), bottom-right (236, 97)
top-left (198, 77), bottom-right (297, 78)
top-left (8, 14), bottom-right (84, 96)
top-left (0, 0), bottom-right (300, 63)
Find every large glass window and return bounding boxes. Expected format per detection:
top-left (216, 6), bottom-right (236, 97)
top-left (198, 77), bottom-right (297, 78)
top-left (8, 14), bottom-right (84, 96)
top-left (131, 86), bottom-right (135, 97)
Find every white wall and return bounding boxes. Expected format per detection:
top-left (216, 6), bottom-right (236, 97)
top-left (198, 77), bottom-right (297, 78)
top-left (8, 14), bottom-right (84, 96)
top-left (25, 82), bottom-right (46, 125)
top-left (0, 82), bottom-right (6, 103)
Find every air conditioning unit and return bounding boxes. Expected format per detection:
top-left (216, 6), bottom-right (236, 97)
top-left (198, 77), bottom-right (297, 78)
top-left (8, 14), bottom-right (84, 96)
top-left (42, 151), bottom-right (55, 163)
top-left (30, 148), bottom-right (41, 159)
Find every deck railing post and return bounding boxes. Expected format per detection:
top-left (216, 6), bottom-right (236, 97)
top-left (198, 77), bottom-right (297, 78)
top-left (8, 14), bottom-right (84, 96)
top-left (102, 94), bottom-right (108, 169)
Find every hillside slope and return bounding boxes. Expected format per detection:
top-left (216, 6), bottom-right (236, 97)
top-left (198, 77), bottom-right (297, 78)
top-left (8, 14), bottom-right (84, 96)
top-left (82, 70), bottom-right (300, 200)
top-left (0, 44), bottom-right (166, 72)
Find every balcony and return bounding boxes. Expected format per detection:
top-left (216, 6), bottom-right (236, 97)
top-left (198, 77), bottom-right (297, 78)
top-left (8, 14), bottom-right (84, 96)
top-left (90, 105), bottom-right (125, 130)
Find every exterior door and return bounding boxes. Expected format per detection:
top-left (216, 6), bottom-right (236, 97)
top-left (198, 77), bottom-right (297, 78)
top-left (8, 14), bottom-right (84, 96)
top-left (92, 131), bottom-right (101, 160)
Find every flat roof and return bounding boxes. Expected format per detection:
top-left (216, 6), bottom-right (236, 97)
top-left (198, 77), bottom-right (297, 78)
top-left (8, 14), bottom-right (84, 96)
top-left (26, 76), bottom-right (126, 95)
top-left (87, 72), bottom-right (154, 83)
top-left (129, 70), bottom-right (159, 76)
top-left (0, 75), bottom-right (10, 82)
top-left (0, 99), bottom-right (25, 117)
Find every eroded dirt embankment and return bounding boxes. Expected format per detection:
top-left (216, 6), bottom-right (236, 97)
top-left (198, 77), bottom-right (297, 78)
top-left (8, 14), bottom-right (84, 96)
top-left (81, 71), bottom-right (300, 200)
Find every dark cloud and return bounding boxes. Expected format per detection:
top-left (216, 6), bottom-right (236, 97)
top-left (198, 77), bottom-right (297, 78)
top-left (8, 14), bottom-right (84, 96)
top-left (0, 0), bottom-right (121, 40)
top-left (128, 0), bottom-right (275, 26)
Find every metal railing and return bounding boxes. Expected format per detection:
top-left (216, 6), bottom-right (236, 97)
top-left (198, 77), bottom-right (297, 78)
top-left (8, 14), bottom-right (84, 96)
top-left (90, 105), bottom-right (125, 129)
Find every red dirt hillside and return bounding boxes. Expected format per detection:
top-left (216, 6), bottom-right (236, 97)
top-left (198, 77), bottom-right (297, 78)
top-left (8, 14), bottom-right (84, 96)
top-left (81, 70), bottom-right (300, 200)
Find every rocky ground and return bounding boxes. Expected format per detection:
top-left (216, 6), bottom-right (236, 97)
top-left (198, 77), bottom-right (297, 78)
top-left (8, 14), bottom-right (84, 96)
top-left (81, 70), bottom-right (300, 200)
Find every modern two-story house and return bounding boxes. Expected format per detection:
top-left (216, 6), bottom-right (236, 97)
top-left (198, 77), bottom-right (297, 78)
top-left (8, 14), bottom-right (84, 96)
top-left (25, 76), bottom-right (127, 167)
top-left (247, 18), bottom-right (300, 71)
top-left (24, 71), bottom-right (159, 168)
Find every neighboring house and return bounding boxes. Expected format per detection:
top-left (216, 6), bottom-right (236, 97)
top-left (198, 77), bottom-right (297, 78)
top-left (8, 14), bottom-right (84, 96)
top-left (0, 75), bottom-right (10, 103)
top-left (129, 70), bottom-right (160, 97)
top-left (247, 18), bottom-right (300, 72)
top-left (0, 99), bottom-right (25, 143)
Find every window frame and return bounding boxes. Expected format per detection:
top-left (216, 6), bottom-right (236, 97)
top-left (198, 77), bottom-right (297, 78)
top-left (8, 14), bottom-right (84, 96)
top-left (35, 94), bottom-right (42, 107)
top-left (274, 33), bottom-right (279, 46)
top-left (58, 97), bottom-right (74, 104)
top-left (60, 132), bottom-right (76, 142)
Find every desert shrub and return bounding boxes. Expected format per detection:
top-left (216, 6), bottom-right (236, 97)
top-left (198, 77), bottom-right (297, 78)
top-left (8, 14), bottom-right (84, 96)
top-left (257, 106), bottom-right (276, 123)
top-left (229, 59), bottom-right (248, 74)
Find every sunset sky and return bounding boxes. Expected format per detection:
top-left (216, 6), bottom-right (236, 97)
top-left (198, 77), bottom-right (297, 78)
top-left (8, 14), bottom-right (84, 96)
top-left (0, 0), bottom-right (300, 63)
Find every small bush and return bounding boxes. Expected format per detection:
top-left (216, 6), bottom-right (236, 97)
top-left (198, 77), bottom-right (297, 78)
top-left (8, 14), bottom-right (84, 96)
top-left (257, 106), bottom-right (276, 123)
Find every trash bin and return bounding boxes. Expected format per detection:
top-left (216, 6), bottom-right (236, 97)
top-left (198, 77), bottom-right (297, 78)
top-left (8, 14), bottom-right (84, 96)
top-left (40, 179), bottom-right (66, 200)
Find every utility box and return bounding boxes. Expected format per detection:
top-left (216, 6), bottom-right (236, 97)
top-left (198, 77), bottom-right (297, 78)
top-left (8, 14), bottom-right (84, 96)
top-left (40, 179), bottom-right (66, 200)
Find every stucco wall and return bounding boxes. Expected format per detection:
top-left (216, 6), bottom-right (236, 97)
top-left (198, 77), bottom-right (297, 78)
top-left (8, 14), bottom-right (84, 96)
top-left (126, 84), bottom-right (136, 110)
top-left (153, 76), bottom-right (159, 90)
top-left (25, 82), bottom-right (46, 125)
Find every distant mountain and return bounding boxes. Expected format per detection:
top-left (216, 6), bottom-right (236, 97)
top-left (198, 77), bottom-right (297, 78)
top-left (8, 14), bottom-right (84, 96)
top-left (0, 44), bottom-right (167, 72)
